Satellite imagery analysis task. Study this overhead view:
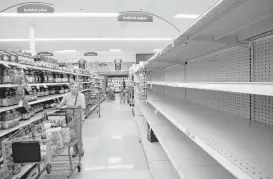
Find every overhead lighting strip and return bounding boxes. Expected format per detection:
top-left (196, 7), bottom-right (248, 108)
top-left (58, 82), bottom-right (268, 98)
top-left (0, 13), bottom-right (119, 18)
top-left (174, 14), bottom-right (200, 19)
top-left (0, 38), bottom-right (172, 42)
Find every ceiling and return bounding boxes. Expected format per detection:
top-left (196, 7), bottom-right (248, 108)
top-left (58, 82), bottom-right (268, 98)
top-left (0, 0), bottom-right (219, 56)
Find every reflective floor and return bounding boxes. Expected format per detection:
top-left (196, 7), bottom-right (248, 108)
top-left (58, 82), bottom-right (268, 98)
top-left (72, 97), bottom-right (152, 179)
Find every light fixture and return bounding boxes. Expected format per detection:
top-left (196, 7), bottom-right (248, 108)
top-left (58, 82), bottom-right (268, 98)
top-left (153, 49), bottom-right (160, 52)
top-left (54, 50), bottom-right (77, 53)
top-left (0, 13), bottom-right (119, 18)
top-left (174, 14), bottom-right (200, 19)
top-left (110, 49), bottom-right (121, 52)
top-left (0, 38), bottom-right (172, 42)
top-left (112, 136), bottom-right (123, 139)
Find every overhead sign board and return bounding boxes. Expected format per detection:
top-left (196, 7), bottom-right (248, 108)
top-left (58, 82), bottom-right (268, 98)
top-left (84, 52), bottom-right (98, 56)
top-left (118, 12), bottom-right (153, 22)
top-left (37, 52), bottom-right (53, 56)
top-left (17, 4), bottom-right (54, 13)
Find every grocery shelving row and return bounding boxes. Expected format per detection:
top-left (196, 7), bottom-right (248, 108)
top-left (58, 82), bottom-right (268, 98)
top-left (135, 1), bottom-right (273, 179)
top-left (0, 51), bottom-right (104, 178)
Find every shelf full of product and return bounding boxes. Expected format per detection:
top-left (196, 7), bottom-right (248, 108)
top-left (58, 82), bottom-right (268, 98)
top-left (107, 77), bottom-right (128, 93)
top-left (0, 50), bottom-right (98, 179)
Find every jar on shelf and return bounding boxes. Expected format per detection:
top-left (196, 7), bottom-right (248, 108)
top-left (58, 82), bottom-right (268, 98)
top-left (3, 111), bottom-right (11, 121)
top-left (9, 53), bottom-right (18, 63)
top-left (2, 88), bottom-right (10, 106)
top-left (1, 52), bottom-right (10, 61)
top-left (29, 71), bottom-right (35, 83)
top-left (40, 88), bottom-right (45, 96)
top-left (17, 54), bottom-right (25, 64)
top-left (45, 88), bottom-right (49, 96)
top-left (60, 87), bottom-right (64, 94)
top-left (2, 68), bottom-right (9, 83)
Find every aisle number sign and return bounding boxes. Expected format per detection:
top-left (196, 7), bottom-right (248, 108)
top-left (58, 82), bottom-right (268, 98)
top-left (118, 12), bottom-right (153, 22)
top-left (17, 4), bottom-right (54, 13)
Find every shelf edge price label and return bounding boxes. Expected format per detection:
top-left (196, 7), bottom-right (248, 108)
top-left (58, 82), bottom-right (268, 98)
top-left (185, 129), bottom-right (195, 140)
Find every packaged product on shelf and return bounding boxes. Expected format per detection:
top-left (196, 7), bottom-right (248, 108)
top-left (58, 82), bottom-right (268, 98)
top-left (3, 68), bottom-right (9, 83)
top-left (2, 89), bottom-right (10, 106)
top-left (3, 117), bottom-right (20, 129)
top-left (1, 52), bottom-right (10, 61)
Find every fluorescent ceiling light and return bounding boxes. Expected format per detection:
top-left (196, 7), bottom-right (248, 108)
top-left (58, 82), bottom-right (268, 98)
top-left (0, 38), bottom-right (172, 42)
top-left (153, 49), bottom-right (160, 52)
top-left (54, 50), bottom-right (76, 53)
top-left (110, 49), bottom-right (121, 52)
top-left (0, 13), bottom-right (119, 18)
top-left (107, 165), bottom-right (134, 169)
top-left (112, 136), bottom-right (123, 139)
top-left (174, 14), bottom-right (200, 19)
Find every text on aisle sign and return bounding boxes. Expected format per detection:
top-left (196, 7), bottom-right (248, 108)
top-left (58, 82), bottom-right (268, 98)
top-left (118, 12), bottom-right (153, 22)
top-left (17, 4), bottom-right (54, 13)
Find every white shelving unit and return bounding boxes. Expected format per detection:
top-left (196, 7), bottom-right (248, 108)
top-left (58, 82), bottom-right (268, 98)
top-left (138, 1), bottom-right (273, 179)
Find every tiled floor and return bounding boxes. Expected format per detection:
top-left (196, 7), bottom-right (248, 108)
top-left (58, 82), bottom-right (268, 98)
top-left (71, 98), bottom-right (152, 179)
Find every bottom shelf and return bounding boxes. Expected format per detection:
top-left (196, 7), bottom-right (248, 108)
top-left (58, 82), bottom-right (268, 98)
top-left (11, 164), bottom-right (34, 179)
top-left (135, 115), bottom-right (180, 179)
top-left (138, 101), bottom-right (236, 179)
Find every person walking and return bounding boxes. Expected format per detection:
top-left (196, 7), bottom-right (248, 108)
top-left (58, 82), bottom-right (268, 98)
top-left (57, 81), bottom-right (85, 157)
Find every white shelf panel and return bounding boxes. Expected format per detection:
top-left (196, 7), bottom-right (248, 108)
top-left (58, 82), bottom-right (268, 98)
top-left (0, 89), bottom-right (90, 113)
top-left (0, 110), bottom-right (56, 138)
top-left (0, 61), bottom-right (91, 77)
top-left (139, 102), bottom-right (235, 179)
top-left (148, 81), bottom-right (273, 96)
top-left (28, 94), bottom-right (65, 105)
top-left (135, 115), bottom-right (179, 179)
top-left (147, 92), bottom-right (273, 179)
top-left (135, 115), bottom-right (169, 162)
top-left (0, 82), bottom-right (92, 88)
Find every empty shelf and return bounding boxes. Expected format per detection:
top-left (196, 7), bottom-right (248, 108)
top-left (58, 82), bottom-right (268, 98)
top-left (139, 102), bottom-right (235, 179)
top-left (147, 92), bottom-right (273, 179)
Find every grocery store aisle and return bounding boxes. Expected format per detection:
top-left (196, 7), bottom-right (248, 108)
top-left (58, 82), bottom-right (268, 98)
top-left (73, 97), bottom-right (152, 179)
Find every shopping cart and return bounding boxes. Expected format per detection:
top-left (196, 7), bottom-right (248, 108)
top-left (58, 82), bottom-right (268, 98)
top-left (1, 108), bottom-right (83, 179)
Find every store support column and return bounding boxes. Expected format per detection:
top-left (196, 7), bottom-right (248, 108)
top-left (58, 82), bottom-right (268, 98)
top-left (29, 24), bottom-right (36, 56)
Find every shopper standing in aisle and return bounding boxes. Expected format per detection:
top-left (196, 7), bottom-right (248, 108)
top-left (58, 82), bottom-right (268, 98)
top-left (56, 81), bottom-right (85, 157)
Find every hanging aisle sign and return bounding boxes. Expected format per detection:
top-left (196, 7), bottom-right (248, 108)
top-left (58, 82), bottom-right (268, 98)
top-left (37, 52), bottom-right (53, 56)
top-left (118, 12), bottom-right (153, 22)
top-left (84, 52), bottom-right (98, 56)
top-left (17, 4), bottom-right (54, 13)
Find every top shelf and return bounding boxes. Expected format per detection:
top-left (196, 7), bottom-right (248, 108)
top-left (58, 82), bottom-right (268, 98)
top-left (146, 0), bottom-right (273, 70)
top-left (0, 61), bottom-right (91, 77)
